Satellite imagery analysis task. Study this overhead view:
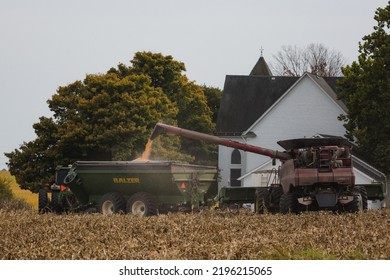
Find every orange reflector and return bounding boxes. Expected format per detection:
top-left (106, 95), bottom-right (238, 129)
top-left (180, 182), bottom-right (186, 189)
top-left (60, 185), bottom-right (67, 191)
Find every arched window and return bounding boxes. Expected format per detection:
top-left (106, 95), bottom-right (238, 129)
top-left (230, 149), bottom-right (242, 186)
top-left (231, 149), bottom-right (241, 164)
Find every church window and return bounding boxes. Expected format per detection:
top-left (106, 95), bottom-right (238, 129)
top-left (230, 149), bottom-right (242, 186)
top-left (231, 149), bottom-right (241, 164)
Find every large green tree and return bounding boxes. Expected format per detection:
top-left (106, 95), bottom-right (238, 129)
top-left (6, 52), bottom-right (221, 192)
top-left (337, 1), bottom-right (390, 173)
top-left (113, 52), bottom-right (220, 164)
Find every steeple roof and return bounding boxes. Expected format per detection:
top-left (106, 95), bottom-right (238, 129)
top-left (249, 56), bottom-right (273, 76)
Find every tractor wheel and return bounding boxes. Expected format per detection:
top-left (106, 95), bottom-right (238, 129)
top-left (269, 185), bottom-right (283, 213)
top-left (51, 191), bottom-right (62, 213)
top-left (38, 189), bottom-right (51, 214)
top-left (354, 186), bottom-right (368, 210)
top-left (98, 192), bottom-right (126, 215)
top-left (126, 192), bottom-right (158, 217)
top-left (256, 188), bottom-right (269, 214)
top-left (62, 193), bottom-right (79, 213)
top-left (279, 192), bottom-right (300, 214)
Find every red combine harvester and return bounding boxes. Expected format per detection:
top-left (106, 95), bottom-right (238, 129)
top-left (150, 123), bottom-right (368, 213)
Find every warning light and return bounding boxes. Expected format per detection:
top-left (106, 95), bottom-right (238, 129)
top-left (180, 182), bottom-right (186, 189)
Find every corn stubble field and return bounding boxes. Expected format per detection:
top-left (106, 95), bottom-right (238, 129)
top-left (1, 207), bottom-right (390, 260)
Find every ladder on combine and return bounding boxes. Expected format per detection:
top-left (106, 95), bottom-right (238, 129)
top-left (319, 148), bottom-right (331, 171)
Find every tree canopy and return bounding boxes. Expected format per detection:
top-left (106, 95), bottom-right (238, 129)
top-left (337, 1), bottom-right (390, 173)
top-left (6, 52), bottom-right (221, 192)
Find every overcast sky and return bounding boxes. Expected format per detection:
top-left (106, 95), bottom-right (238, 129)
top-left (0, 0), bottom-right (388, 169)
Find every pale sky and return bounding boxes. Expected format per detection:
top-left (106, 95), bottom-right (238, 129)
top-left (0, 0), bottom-right (388, 169)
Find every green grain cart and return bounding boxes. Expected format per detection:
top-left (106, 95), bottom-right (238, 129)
top-left (50, 160), bottom-right (217, 216)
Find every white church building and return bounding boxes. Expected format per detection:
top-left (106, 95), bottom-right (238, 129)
top-left (215, 55), bottom-right (388, 208)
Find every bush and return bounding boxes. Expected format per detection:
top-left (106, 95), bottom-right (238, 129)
top-left (0, 177), bottom-right (31, 211)
top-left (0, 177), bottom-right (13, 201)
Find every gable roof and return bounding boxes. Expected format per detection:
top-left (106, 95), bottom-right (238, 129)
top-left (215, 75), bottom-right (298, 135)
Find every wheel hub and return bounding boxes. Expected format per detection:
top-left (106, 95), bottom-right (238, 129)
top-left (132, 201), bottom-right (146, 216)
top-left (102, 201), bottom-right (114, 214)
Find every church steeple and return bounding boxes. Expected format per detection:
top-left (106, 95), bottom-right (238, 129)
top-left (249, 48), bottom-right (273, 76)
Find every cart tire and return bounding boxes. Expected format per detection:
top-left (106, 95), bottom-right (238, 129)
top-left (98, 192), bottom-right (126, 214)
top-left (38, 189), bottom-right (51, 214)
top-left (126, 192), bottom-right (158, 217)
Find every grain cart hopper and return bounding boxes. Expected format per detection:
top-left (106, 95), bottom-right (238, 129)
top-left (150, 123), bottom-right (368, 213)
top-left (62, 160), bottom-right (217, 216)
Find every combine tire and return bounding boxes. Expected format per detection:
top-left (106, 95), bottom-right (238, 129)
top-left (38, 189), bottom-right (51, 214)
top-left (126, 192), bottom-right (158, 217)
top-left (354, 186), bottom-right (368, 210)
top-left (279, 192), bottom-right (300, 214)
top-left (98, 192), bottom-right (126, 214)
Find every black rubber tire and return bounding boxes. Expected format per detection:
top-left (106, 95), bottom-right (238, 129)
top-left (51, 191), bottom-right (62, 213)
top-left (256, 188), bottom-right (269, 214)
top-left (269, 185), bottom-right (283, 213)
top-left (344, 189), bottom-right (365, 213)
top-left (38, 189), bottom-right (50, 214)
top-left (354, 186), bottom-right (368, 210)
top-left (98, 192), bottom-right (126, 214)
top-left (279, 192), bottom-right (300, 214)
top-left (126, 192), bottom-right (158, 217)
top-left (62, 193), bottom-right (79, 213)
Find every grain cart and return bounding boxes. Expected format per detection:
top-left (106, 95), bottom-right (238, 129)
top-left (62, 160), bottom-right (217, 216)
top-left (150, 123), bottom-right (368, 213)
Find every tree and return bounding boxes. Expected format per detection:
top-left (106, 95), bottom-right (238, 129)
top-left (202, 85), bottom-right (222, 124)
top-left (337, 1), bottom-right (390, 173)
top-left (271, 43), bottom-right (346, 77)
top-left (128, 52), bottom-right (219, 163)
top-left (6, 52), bottom-right (219, 192)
